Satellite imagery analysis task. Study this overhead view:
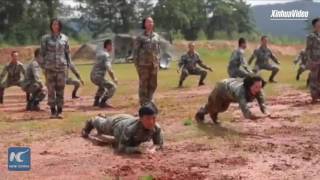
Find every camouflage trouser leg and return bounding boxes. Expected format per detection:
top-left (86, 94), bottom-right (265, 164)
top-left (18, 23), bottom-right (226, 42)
top-left (309, 64), bottom-right (320, 100)
top-left (0, 81), bottom-right (24, 103)
top-left (188, 68), bottom-right (207, 84)
top-left (255, 64), bottom-right (280, 81)
top-left (66, 77), bottom-right (80, 92)
top-left (197, 82), bottom-right (230, 121)
top-left (91, 116), bottom-right (114, 135)
top-left (179, 69), bottom-right (189, 86)
top-left (45, 70), bottom-right (66, 108)
top-left (137, 65), bottom-right (158, 106)
top-left (296, 66), bottom-right (307, 80)
top-left (93, 78), bottom-right (116, 100)
top-left (23, 82), bottom-right (46, 103)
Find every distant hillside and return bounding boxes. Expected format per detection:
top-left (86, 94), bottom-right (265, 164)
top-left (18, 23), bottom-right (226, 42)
top-left (251, 0), bottom-right (320, 39)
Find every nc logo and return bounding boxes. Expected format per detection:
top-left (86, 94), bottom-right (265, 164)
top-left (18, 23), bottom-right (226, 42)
top-left (8, 147), bottom-right (31, 171)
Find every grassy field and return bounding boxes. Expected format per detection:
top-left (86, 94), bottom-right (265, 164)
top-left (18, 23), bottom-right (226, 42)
top-left (0, 47), bottom-right (310, 145)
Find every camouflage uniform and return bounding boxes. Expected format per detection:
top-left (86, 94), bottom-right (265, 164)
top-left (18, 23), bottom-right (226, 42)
top-left (21, 59), bottom-right (46, 110)
top-left (294, 50), bottom-right (310, 84)
top-left (196, 78), bottom-right (266, 122)
top-left (133, 32), bottom-right (161, 106)
top-left (228, 48), bottom-right (253, 78)
top-left (178, 52), bottom-right (210, 86)
top-left (305, 32), bottom-right (320, 101)
top-left (90, 51), bottom-right (116, 105)
top-left (248, 46), bottom-right (280, 81)
top-left (0, 61), bottom-right (26, 104)
top-left (84, 114), bottom-right (163, 154)
top-left (40, 33), bottom-right (71, 112)
top-left (66, 61), bottom-right (82, 98)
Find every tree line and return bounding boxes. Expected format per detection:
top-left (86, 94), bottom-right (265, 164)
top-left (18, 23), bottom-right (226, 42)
top-left (0, 0), bottom-right (255, 46)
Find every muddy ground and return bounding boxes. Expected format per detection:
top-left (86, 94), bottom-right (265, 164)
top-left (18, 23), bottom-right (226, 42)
top-left (0, 84), bottom-right (320, 180)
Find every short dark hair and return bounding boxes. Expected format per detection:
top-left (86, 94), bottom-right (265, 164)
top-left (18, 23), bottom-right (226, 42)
top-left (50, 18), bottom-right (62, 32)
top-left (312, 17), bottom-right (320, 27)
top-left (261, 35), bottom-right (268, 41)
top-left (243, 75), bottom-right (266, 95)
top-left (139, 105), bottom-right (156, 118)
top-left (103, 39), bottom-right (112, 48)
top-left (238, 37), bottom-right (246, 46)
top-left (141, 16), bottom-right (152, 29)
top-left (11, 51), bottom-right (18, 56)
top-left (34, 48), bottom-right (40, 57)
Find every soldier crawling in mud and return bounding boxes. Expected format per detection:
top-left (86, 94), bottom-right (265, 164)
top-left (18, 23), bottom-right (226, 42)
top-left (91, 39), bottom-right (118, 108)
top-left (81, 104), bottom-right (163, 154)
top-left (195, 75), bottom-right (270, 124)
top-left (248, 36), bottom-right (280, 83)
top-left (0, 51), bottom-right (26, 104)
top-left (305, 17), bottom-right (320, 103)
top-left (21, 48), bottom-right (46, 111)
top-left (228, 38), bottom-right (253, 78)
top-left (178, 42), bottom-right (213, 87)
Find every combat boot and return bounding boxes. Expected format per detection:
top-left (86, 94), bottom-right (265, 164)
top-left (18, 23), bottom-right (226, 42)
top-left (81, 119), bottom-right (94, 138)
top-left (56, 106), bottom-right (63, 119)
top-left (72, 89), bottom-right (79, 99)
top-left (93, 96), bottom-right (100, 107)
top-left (50, 106), bottom-right (57, 119)
top-left (99, 97), bottom-right (114, 108)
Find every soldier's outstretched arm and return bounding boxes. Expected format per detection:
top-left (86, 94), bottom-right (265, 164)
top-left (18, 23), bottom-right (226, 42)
top-left (132, 37), bottom-right (141, 66)
top-left (152, 126), bottom-right (164, 150)
top-left (64, 40), bottom-right (72, 67)
top-left (107, 69), bottom-right (118, 85)
top-left (256, 92), bottom-right (267, 114)
top-left (270, 51), bottom-right (280, 64)
top-left (69, 61), bottom-right (83, 84)
top-left (198, 60), bottom-right (213, 72)
top-left (238, 94), bottom-right (256, 120)
top-left (117, 128), bottom-right (142, 154)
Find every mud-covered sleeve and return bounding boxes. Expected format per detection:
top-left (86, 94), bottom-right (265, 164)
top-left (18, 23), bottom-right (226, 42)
top-left (305, 35), bottom-right (313, 63)
top-left (238, 93), bottom-right (253, 119)
top-left (31, 64), bottom-right (41, 83)
top-left (69, 61), bottom-right (81, 80)
top-left (0, 65), bottom-right (8, 82)
top-left (178, 55), bottom-right (185, 68)
top-left (133, 36), bottom-right (142, 65)
top-left (248, 49), bottom-right (256, 65)
top-left (256, 91), bottom-right (267, 113)
top-left (117, 127), bottom-right (141, 154)
top-left (269, 49), bottom-right (279, 64)
top-left (64, 39), bottom-right (72, 67)
top-left (152, 125), bottom-right (164, 148)
top-left (40, 36), bottom-right (47, 60)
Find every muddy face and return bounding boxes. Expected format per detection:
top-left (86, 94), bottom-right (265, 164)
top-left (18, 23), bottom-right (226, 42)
top-left (51, 20), bottom-right (61, 34)
top-left (11, 52), bottom-right (18, 63)
top-left (144, 17), bottom-right (154, 32)
top-left (315, 21), bottom-right (320, 33)
top-left (250, 81), bottom-right (262, 96)
top-left (141, 115), bottom-right (156, 130)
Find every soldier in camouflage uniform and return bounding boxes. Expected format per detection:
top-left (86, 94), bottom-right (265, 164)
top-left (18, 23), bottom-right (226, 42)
top-left (81, 104), bottom-right (163, 154)
top-left (178, 42), bottom-right (213, 87)
top-left (133, 17), bottom-right (161, 106)
top-left (21, 48), bottom-right (46, 111)
top-left (248, 36), bottom-right (280, 83)
top-left (305, 17), bottom-right (320, 103)
top-left (66, 61), bottom-right (84, 99)
top-left (0, 51), bottom-right (26, 104)
top-left (40, 19), bottom-right (72, 118)
top-left (228, 38), bottom-right (253, 78)
top-left (195, 76), bottom-right (269, 124)
top-left (91, 39), bottom-right (117, 108)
